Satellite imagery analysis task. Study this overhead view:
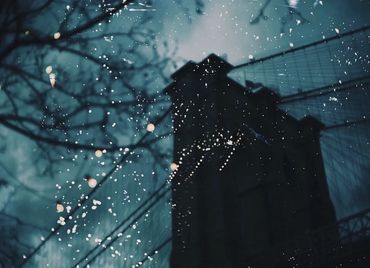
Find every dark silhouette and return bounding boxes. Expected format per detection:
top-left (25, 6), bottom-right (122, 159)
top-left (167, 54), bottom-right (342, 267)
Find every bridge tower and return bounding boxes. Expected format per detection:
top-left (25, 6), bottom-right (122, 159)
top-left (166, 54), bottom-right (337, 267)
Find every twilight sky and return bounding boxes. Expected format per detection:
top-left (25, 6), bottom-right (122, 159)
top-left (153, 0), bottom-right (370, 64)
top-left (0, 1), bottom-right (369, 266)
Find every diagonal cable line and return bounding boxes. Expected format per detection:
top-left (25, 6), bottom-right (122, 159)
top-left (20, 106), bottom-right (172, 267)
top-left (18, 24), bottom-right (370, 267)
top-left (79, 187), bottom-right (171, 267)
top-left (232, 25), bottom-right (370, 69)
top-left (77, 128), bottom-right (252, 267)
top-left (133, 236), bottom-right (173, 267)
top-left (72, 181), bottom-right (170, 267)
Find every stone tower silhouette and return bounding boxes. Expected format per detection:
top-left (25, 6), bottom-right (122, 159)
top-left (165, 54), bottom-right (337, 268)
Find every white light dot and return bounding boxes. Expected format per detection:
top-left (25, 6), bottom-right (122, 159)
top-left (57, 216), bottom-right (66, 226)
top-left (146, 123), bottom-right (155, 132)
top-left (49, 73), bottom-right (56, 87)
top-left (87, 178), bottom-right (97, 188)
top-left (56, 203), bottom-right (64, 213)
top-left (95, 149), bottom-right (103, 157)
top-left (45, 66), bottom-right (53, 74)
top-left (170, 163), bottom-right (179, 171)
top-left (54, 32), bottom-right (61, 39)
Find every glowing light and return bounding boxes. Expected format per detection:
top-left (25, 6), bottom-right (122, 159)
top-left (45, 66), bottom-right (53, 74)
top-left (87, 177), bottom-right (98, 188)
top-left (57, 216), bottom-right (66, 226)
top-left (146, 123), bottom-right (155, 132)
top-left (49, 73), bottom-right (56, 88)
top-left (53, 32), bottom-right (61, 39)
top-left (288, 0), bottom-right (299, 8)
top-left (95, 149), bottom-right (103, 157)
top-left (170, 163), bottom-right (179, 171)
top-left (56, 202), bottom-right (64, 213)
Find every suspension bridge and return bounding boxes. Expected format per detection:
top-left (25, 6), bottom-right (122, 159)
top-left (20, 25), bottom-right (370, 268)
top-left (229, 25), bottom-right (370, 221)
top-left (229, 24), bottom-right (370, 267)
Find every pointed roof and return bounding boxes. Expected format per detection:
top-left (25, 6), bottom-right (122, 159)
top-left (170, 53), bottom-right (233, 80)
